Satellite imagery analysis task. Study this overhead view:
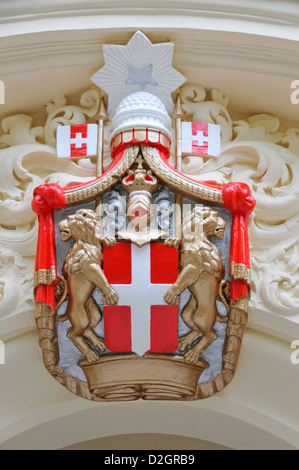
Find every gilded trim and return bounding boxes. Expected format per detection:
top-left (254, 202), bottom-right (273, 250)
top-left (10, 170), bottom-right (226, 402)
top-left (112, 128), bottom-right (170, 149)
top-left (34, 266), bottom-right (56, 288)
top-left (231, 261), bottom-right (251, 284)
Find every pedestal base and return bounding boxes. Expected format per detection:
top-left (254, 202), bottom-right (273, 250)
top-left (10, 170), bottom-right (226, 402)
top-left (80, 353), bottom-right (209, 401)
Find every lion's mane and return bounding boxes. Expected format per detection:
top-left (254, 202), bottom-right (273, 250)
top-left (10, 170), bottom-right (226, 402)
top-left (181, 206), bottom-right (225, 279)
top-left (61, 209), bottom-right (104, 276)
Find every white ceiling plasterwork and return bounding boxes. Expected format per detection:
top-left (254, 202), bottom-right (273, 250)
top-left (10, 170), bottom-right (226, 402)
top-left (1, 0), bottom-right (299, 39)
top-left (1, 30), bottom-right (299, 124)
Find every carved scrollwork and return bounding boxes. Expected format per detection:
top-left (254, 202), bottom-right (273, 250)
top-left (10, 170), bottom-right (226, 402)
top-left (0, 91), bottom-right (105, 331)
top-left (0, 90), bottom-right (101, 149)
top-left (180, 85), bottom-right (299, 318)
top-left (181, 84), bottom-right (233, 144)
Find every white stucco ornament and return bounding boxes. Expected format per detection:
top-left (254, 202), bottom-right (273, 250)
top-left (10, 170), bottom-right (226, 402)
top-left (91, 30), bottom-right (186, 122)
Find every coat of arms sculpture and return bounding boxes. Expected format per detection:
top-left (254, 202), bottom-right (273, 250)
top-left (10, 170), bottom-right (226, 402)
top-left (32, 32), bottom-right (255, 401)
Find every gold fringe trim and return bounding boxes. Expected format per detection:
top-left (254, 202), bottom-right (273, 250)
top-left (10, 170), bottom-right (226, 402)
top-left (231, 261), bottom-right (251, 284)
top-left (34, 266), bottom-right (56, 288)
top-left (112, 128), bottom-right (170, 149)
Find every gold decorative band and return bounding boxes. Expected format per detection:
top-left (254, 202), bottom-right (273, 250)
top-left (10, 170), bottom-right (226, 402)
top-left (112, 128), bottom-right (170, 152)
top-left (34, 266), bottom-right (57, 288)
top-left (230, 261), bottom-right (251, 284)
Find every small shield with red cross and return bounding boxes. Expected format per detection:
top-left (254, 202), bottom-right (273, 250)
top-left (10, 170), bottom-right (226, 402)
top-left (56, 124), bottom-right (98, 158)
top-left (102, 242), bottom-right (179, 356)
top-left (181, 121), bottom-right (221, 157)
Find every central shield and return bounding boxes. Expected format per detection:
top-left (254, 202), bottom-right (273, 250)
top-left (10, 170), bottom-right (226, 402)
top-left (103, 242), bottom-right (179, 355)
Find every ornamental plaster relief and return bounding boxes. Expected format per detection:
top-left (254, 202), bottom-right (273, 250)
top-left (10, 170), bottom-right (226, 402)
top-left (0, 85), bottom-right (298, 339)
top-left (180, 85), bottom-right (299, 319)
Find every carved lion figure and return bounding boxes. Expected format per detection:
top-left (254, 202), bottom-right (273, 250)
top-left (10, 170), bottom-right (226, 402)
top-left (56, 208), bottom-right (118, 363)
top-left (164, 206), bottom-right (230, 365)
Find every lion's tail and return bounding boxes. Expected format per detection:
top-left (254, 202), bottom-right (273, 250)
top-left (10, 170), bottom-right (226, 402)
top-left (216, 279), bottom-right (231, 323)
top-left (56, 313), bottom-right (69, 322)
top-left (55, 276), bottom-right (69, 322)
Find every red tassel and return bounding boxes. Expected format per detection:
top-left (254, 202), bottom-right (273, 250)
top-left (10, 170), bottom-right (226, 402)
top-left (222, 182), bottom-right (256, 300)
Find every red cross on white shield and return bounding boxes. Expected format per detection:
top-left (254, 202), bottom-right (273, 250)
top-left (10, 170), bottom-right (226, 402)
top-left (56, 124), bottom-right (98, 158)
top-left (103, 243), bottom-right (179, 356)
top-left (181, 121), bottom-right (221, 157)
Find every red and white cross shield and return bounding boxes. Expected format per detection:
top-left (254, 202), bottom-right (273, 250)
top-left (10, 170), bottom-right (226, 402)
top-left (103, 242), bottom-right (179, 356)
top-left (181, 121), bottom-right (221, 157)
top-left (56, 124), bottom-right (98, 158)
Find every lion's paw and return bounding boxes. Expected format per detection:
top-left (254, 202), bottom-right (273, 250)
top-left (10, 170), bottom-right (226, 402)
top-left (178, 338), bottom-right (191, 352)
top-left (164, 237), bottom-right (180, 249)
top-left (94, 338), bottom-right (107, 352)
top-left (103, 287), bottom-right (119, 305)
top-left (164, 287), bottom-right (178, 305)
top-left (183, 349), bottom-right (201, 365)
top-left (104, 237), bottom-right (117, 247)
top-left (178, 332), bottom-right (199, 351)
top-left (85, 349), bottom-right (101, 364)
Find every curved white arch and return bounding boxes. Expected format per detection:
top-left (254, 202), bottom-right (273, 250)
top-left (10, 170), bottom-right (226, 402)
top-left (0, 399), bottom-right (296, 450)
top-left (1, 0), bottom-right (299, 41)
top-left (0, 329), bottom-right (297, 450)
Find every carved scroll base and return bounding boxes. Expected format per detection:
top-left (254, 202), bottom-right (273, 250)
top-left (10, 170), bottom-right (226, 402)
top-left (80, 354), bottom-right (208, 401)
